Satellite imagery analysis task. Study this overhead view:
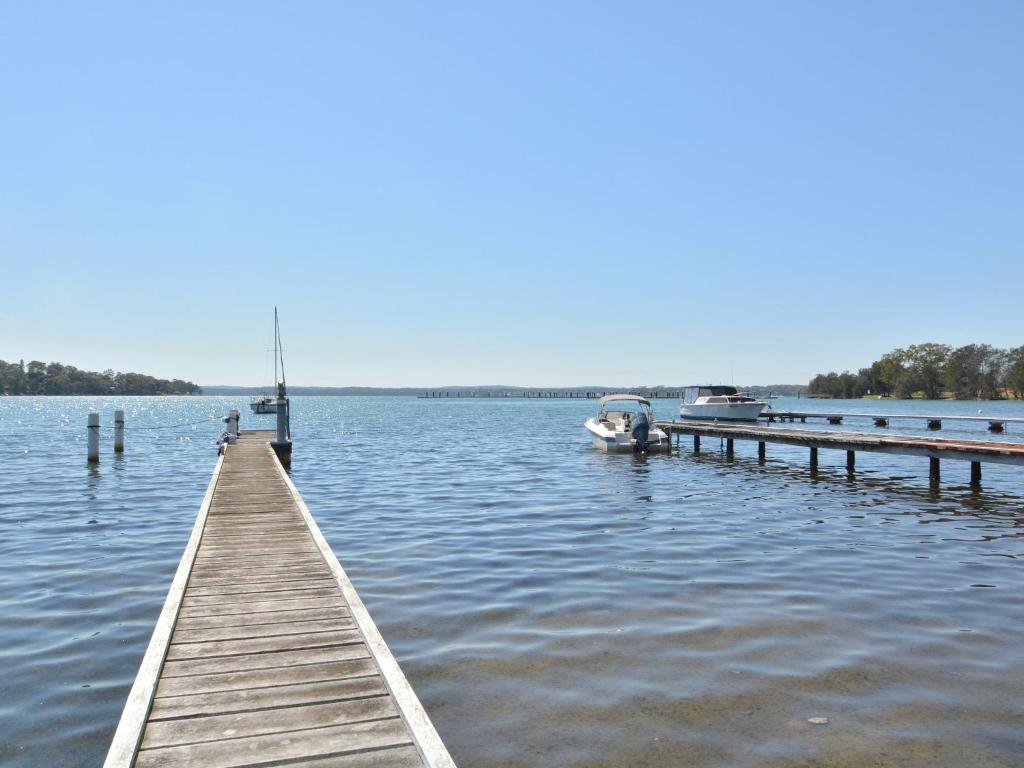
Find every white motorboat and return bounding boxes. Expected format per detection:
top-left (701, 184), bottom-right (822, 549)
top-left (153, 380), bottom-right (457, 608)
top-left (585, 394), bottom-right (670, 453)
top-left (678, 386), bottom-right (764, 421)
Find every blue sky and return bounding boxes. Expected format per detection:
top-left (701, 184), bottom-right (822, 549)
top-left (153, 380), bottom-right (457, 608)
top-left (2, 2), bottom-right (1021, 387)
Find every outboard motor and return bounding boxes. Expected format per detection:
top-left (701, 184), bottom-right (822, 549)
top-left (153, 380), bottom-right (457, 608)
top-left (631, 410), bottom-right (650, 454)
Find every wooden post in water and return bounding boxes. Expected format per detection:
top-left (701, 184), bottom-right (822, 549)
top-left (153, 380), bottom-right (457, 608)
top-left (846, 450), bottom-right (855, 474)
top-left (693, 434), bottom-right (701, 454)
top-left (929, 457), bottom-right (940, 484)
top-left (272, 391), bottom-right (292, 468)
top-left (758, 441), bottom-right (765, 463)
top-left (726, 438), bottom-right (734, 460)
top-left (970, 461), bottom-right (981, 488)
top-left (809, 446), bottom-right (818, 472)
top-left (87, 412), bottom-right (100, 463)
top-left (114, 409), bottom-right (125, 453)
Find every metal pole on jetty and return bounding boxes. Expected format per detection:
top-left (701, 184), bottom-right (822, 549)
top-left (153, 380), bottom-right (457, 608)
top-left (87, 412), bottom-right (100, 463)
top-left (114, 409), bottom-right (125, 453)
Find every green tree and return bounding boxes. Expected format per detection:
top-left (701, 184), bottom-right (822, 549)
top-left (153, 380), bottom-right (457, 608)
top-left (1005, 346), bottom-right (1024, 399)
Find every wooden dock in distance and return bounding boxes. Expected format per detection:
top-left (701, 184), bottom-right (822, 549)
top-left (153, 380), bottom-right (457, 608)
top-left (760, 410), bottom-right (1024, 432)
top-left (655, 419), bottom-right (1024, 486)
top-left (105, 430), bottom-right (454, 768)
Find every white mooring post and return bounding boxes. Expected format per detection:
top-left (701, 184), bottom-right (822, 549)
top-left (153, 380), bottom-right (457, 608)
top-left (87, 412), bottom-right (100, 463)
top-left (275, 396), bottom-right (288, 445)
top-left (114, 409), bottom-right (125, 453)
top-left (228, 409), bottom-right (239, 437)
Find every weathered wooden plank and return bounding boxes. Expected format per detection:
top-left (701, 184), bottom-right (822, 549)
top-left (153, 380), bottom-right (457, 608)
top-left (175, 606), bottom-right (350, 631)
top-left (183, 586), bottom-right (339, 607)
top-left (154, 657), bottom-right (377, 697)
top-left (161, 644), bottom-right (370, 678)
top-left (281, 746), bottom-right (425, 768)
top-left (134, 718), bottom-right (412, 768)
top-left (168, 628), bottom-right (362, 659)
top-left (188, 563), bottom-right (328, 579)
top-left (185, 577), bottom-right (337, 596)
top-left (171, 618), bottom-right (356, 645)
top-left (179, 595), bottom-right (344, 618)
top-left (141, 696), bottom-right (398, 749)
top-left (148, 676), bottom-right (388, 720)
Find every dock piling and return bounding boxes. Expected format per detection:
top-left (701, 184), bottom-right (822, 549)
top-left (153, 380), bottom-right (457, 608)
top-left (726, 438), bottom-right (734, 460)
top-left (272, 391), bottom-right (292, 467)
top-left (88, 412), bottom-right (100, 463)
top-left (758, 441), bottom-right (765, 463)
top-left (846, 450), bottom-right (855, 474)
top-left (693, 434), bottom-right (701, 454)
top-left (809, 446), bottom-right (818, 472)
top-left (971, 461), bottom-right (982, 488)
top-left (929, 457), bottom-right (940, 485)
top-left (114, 409), bottom-right (125, 453)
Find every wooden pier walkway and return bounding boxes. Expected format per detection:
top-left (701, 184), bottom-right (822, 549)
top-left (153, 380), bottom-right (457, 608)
top-left (655, 419), bottom-right (1024, 486)
top-left (105, 430), bottom-right (454, 768)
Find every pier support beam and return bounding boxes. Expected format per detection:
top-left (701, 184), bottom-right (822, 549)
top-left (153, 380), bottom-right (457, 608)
top-left (846, 450), bottom-right (855, 474)
top-left (970, 461), bottom-right (982, 488)
top-left (726, 438), bottom-right (734, 460)
top-left (114, 409), bottom-right (125, 453)
top-left (809, 446), bottom-right (818, 472)
top-left (929, 457), bottom-right (940, 485)
top-left (87, 412), bottom-right (100, 463)
top-left (693, 434), bottom-right (701, 454)
top-left (758, 441), bottom-right (765, 464)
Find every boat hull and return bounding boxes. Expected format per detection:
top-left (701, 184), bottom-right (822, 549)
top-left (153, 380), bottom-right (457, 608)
top-left (585, 419), bottom-right (669, 453)
top-left (678, 402), bottom-right (763, 421)
top-left (250, 402), bottom-right (278, 414)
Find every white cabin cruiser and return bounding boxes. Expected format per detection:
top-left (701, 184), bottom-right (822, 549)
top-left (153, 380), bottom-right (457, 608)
top-left (679, 386), bottom-right (764, 421)
top-left (585, 394), bottom-right (670, 453)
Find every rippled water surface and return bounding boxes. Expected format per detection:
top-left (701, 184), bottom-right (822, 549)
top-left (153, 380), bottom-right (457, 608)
top-left (2, 396), bottom-right (1023, 767)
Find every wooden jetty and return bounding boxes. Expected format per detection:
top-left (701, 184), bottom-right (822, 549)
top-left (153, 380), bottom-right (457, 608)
top-left (105, 430), bottom-right (454, 768)
top-left (655, 419), bottom-right (1024, 486)
top-left (760, 410), bottom-right (1023, 433)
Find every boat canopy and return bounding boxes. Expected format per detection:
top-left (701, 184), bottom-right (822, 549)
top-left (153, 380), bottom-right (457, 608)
top-left (598, 393), bottom-right (651, 407)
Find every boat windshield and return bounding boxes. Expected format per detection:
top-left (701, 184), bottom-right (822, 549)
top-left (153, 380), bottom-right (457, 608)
top-left (682, 385), bottom-right (740, 404)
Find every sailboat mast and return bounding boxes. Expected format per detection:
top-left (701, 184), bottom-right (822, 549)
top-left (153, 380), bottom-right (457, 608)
top-left (274, 307), bottom-right (279, 388)
top-left (276, 308), bottom-right (286, 392)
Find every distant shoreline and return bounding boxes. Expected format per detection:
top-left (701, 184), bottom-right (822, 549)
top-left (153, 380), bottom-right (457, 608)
top-left (201, 385), bottom-right (807, 398)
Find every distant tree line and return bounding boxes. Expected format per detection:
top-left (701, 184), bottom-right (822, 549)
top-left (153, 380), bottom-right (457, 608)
top-left (808, 344), bottom-right (1024, 400)
top-left (0, 359), bottom-right (201, 395)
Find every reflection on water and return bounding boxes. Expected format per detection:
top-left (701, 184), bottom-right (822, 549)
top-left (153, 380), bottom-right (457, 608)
top-left (0, 396), bottom-right (1023, 767)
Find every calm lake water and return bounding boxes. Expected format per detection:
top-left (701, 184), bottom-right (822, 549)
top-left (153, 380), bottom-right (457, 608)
top-left (1, 396), bottom-right (1023, 767)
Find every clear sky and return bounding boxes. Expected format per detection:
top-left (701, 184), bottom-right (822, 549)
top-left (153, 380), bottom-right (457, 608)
top-left (2, 2), bottom-right (1021, 387)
